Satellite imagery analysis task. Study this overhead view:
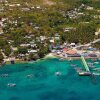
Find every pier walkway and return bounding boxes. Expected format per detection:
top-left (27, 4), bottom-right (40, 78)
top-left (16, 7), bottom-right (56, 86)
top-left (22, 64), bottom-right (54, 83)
top-left (81, 56), bottom-right (90, 72)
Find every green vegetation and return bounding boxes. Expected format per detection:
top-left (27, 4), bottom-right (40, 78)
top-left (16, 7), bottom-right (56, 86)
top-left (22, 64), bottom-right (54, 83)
top-left (18, 47), bottom-right (28, 54)
top-left (0, 0), bottom-right (100, 61)
top-left (38, 44), bottom-right (50, 58)
top-left (93, 42), bottom-right (100, 49)
top-left (0, 52), bottom-right (4, 63)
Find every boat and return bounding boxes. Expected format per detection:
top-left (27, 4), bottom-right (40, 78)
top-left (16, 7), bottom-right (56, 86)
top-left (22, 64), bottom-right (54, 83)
top-left (74, 67), bottom-right (82, 72)
top-left (70, 64), bottom-right (77, 67)
top-left (93, 72), bottom-right (100, 76)
top-left (78, 71), bottom-right (91, 76)
top-left (94, 62), bottom-right (99, 64)
top-left (7, 83), bottom-right (16, 87)
top-left (10, 60), bottom-right (15, 64)
top-left (93, 68), bottom-right (100, 71)
top-left (88, 62), bottom-right (94, 66)
top-left (26, 74), bottom-right (33, 78)
top-left (55, 72), bottom-right (61, 76)
top-left (75, 68), bottom-right (91, 76)
top-left (88, 65), bottom-right (95, 68)
top-left (91, 58), bottom-right (97, 62)
top-left (0, 74), bottom-right (9, 77)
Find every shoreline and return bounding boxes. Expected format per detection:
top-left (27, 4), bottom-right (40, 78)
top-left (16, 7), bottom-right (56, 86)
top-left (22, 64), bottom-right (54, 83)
top-left (0, 53), bottom-right (100, 66)
top-left (48, 53), bottom-right (100, 60)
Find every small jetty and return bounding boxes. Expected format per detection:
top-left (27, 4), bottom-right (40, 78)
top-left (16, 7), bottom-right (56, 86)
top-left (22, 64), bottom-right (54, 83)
top-left (81, 56), bottom-right (90, 72)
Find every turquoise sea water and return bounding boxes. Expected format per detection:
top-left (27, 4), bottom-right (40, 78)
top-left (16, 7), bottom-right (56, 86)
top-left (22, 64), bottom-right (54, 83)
top-left (0, 58), bottom-right (100, 100)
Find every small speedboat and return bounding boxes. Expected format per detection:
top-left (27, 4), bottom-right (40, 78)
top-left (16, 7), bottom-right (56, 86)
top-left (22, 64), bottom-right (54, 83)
top-left (55, 72), bottom-right (61, 76)
top-left (70, 64), bottom-right (77, 67)
top-left (94, 62), bottom-right (99, 64)
top-left (89, 65), bottom-right (95, 68)
top-left (26, 74), bottom-right (33, 78)
top-left (88, 63), bottom-right (95, 68)
top-left (7, 83), bottom-right (16, 87)
top-left (0, 74), bottom-right (9, 77)
top-left (88, 62), bottom-right (94, 66)
top-left (74, 67), bottom-right (82, 72)
top-left (93, 72), bottom-right (100, 76)
top-left (93, 68), bottom-right (100, 71)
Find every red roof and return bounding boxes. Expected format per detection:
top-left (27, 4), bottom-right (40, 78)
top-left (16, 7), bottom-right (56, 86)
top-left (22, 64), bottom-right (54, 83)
top-left (63, 48), bottom-right (68, 52)
top-left (66, 50), bottom-right (77, 55)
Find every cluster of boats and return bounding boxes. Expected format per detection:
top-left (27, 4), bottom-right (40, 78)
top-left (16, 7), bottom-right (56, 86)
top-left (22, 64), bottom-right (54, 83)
top-left (75, 67), bottom-right (91, 76)
top-left (73, 60), bottom-right (100, 76)
top-left (0, 73), bottom-right (35, 88)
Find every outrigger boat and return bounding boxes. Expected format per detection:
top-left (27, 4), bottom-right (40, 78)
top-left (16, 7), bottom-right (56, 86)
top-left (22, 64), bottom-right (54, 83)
top-left (75, 68), bottom-right (91, 76)
top-left (78, 71), bottom-right (91, 76)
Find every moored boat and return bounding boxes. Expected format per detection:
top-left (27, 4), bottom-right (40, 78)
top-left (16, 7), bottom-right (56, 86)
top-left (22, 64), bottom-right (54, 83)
top-left (78, 71), bottom-right (91, 76)
top-left (7, 83), bottom-right (16, 87)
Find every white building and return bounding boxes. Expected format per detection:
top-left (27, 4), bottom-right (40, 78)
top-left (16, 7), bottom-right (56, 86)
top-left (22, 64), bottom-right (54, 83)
top-left (86, 6), bottom-right (93, 10)
top-left (28, 50), bottom-right (38, 53)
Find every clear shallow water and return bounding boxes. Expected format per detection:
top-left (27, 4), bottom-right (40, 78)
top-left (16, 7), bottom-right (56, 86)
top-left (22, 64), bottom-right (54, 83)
top-left (0, 58), bottom-right (100, 100)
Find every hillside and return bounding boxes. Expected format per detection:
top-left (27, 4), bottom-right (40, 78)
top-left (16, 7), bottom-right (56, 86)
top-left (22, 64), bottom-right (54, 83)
top-left (0, 0), bottom-right (100, 61)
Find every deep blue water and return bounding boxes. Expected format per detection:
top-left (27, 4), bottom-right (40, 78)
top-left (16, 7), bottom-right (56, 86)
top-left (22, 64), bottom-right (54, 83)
top-left (0, 58), bottom-right (100, 100)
